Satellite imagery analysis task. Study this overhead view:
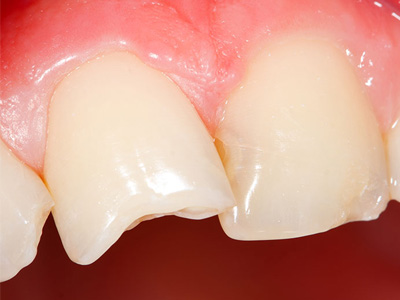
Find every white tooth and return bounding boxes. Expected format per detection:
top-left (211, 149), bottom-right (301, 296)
top-left (387, 118), bottom-right (400, 201)
top-left (216, 37), bottom-right (390, 240)
top-left (44, 52), bottom-right (234, 264)
top-left (0, 140), bottom-right (53, 281)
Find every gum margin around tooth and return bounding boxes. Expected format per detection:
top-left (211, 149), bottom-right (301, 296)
top-left (0, 140), bottom-right (53, 282)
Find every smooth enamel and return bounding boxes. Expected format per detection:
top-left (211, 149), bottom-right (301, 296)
top-left (216, 37), bottom-right (390, 240)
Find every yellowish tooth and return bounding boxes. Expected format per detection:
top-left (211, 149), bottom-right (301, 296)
top-left (0, 141), bottom-right (53, 282)
top-left (44, 52), bottom-right (234, 264)
top-left (216, 37), bottom-right (389, 240)
top-left (387, 118), bottom-right (400, 201)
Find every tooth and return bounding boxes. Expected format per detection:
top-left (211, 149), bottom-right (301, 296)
top-left (0, 140), bottom-right (53, 281)
top-left (44, 52), bottom-right (234, 264)
top-left (215, 37), bottom-right (390, 240)
top-left (387, 118), bottom-right (400, 201)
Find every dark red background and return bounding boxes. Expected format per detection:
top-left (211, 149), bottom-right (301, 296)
top-left (1, 201), bottom-right (400, 300)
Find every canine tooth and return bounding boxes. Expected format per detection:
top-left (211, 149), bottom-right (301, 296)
top-left (216, 37), bottom-right (389, 240)
top-left (44, 52), bottom-right (234, 264)
top-left (0, 141), bottom-right (53, 281)
top-left (387, 118), bottom-right (400, 201)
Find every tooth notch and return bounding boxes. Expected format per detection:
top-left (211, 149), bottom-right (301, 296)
top-left (44, 52), bottom-right (234, 264)
top-left (216, 37), bottom-right (390, 240)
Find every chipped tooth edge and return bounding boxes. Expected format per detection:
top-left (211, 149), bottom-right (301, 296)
top-left (44, 51), bottom-right (235, 265)
top-left (0, 140), bottom-right (53, 282)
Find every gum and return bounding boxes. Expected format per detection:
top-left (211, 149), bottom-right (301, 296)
top-left (1, 0), bottom-right (400, 174)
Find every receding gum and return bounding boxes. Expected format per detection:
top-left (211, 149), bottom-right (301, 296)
top-left (43, 51), bottom-right (234, 264)
top-left (216, 36), bottom-right (390, 240)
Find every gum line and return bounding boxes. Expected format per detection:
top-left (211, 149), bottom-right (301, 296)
top-left (1, 0), bottom-right (400, 173)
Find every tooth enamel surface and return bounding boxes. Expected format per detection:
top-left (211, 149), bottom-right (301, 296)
top-left (0, 141), bottom-right (53, 281)
top-left (216, 37), bottom-right (389, 240)
top-left (387, 119), bottom-right (400, 201)
top-left (44, 52), bottom-right (234, 264)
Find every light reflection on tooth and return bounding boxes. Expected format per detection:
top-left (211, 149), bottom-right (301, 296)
top-left (0, 140), bottom-right (53, 282)
top-left (44, 52), bottom-right (234, 264)
top-left (147, 169), bottom-right (190, 196)
top-left (216, 37), bottom-right (390, 240)
top-left (387, 118), bottom-right (400, 201)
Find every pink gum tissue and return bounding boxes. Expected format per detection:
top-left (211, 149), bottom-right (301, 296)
top-left (0, 0), bottom-right (400, 173)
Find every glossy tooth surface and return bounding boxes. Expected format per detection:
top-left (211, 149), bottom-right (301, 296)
top-left (387, 119), bottom-right (400, 201)
top-left (44, 52), bottom-right (234, 264)
top-left (0, 141), bottom-right (53, 282)
top-left (216, 37), bottom-right (389, 240)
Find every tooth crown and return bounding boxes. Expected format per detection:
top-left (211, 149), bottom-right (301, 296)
top-left (0, 141), bottom-right (53, 281)
top-left (44, 52), bottom-right (234, 264)
top-left (216, 38), bottom-right (390, 240)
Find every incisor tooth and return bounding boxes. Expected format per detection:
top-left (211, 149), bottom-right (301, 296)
top-left (44, 52), bottom-right (234, 264)
top-left (387, 118), bottom-right (400, 201)
top-left (0, 140), bottom-right (53, 282)
top-left (216, 37), bottom-right (389, 240)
